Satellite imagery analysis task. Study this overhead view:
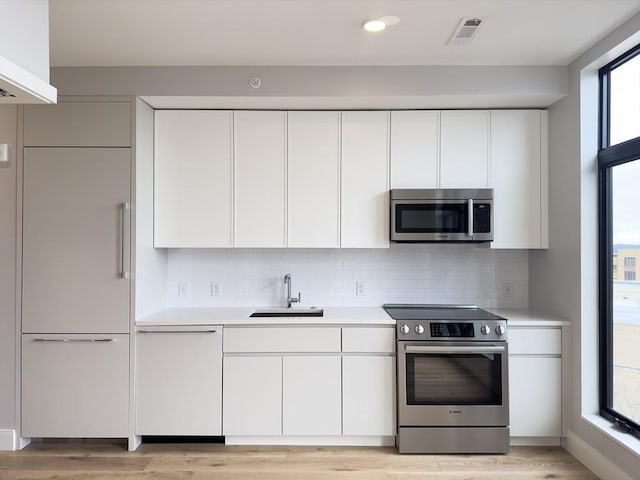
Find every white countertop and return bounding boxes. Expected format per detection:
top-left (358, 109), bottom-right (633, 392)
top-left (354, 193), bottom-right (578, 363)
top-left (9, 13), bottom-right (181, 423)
top-left (136, 306), bottom-right (569, 328)
top-left (489, 308), bottom-right (570, 327)
top-left (136, 306), bottom-right (394, 327)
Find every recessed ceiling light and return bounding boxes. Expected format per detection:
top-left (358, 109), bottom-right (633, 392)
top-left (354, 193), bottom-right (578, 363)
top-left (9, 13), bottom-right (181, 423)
top-left (363, 20), bottom-right (386, 33)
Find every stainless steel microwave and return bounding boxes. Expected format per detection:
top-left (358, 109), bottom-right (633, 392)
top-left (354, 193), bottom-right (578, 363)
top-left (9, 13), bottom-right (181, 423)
top-left (390, 189), bottom-right (493, 243)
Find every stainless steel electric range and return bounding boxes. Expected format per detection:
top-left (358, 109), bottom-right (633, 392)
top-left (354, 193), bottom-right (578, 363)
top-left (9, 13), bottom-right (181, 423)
top-left (383, 304), bottom-right (509, 454)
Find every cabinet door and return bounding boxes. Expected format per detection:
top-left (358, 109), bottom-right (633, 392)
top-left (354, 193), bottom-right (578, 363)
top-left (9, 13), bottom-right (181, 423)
top-left (282, 356), bottom-right (341, 436)
top-left (390, 111), bottom-right (439, 188)
top-left (288, 111), bottom-right (340, 247)
top-left (22, 148), bottom-right (131, 334)
top-left (22, 334), bottom-right (129, 437)
top-left (342, 356), bottom-right (396, 436)
top-left (509, 356), bottom-right (561, 437)
top-left (135, 329), bottom-right (222, 435)
top-left (491, 110), bottom-right (547, 249)
top-left (154, 110), bottom-right (232, 247)
top-left (341, 111), bottom-right (390, 248)
top-left (23, 101), bottom-right (131, 147)
top-left (234, 111), bottom-right (286, 247)
top-left (440, 111), bottom-right (489, 188)
top-left (223, 356), bottom-right (282, 435)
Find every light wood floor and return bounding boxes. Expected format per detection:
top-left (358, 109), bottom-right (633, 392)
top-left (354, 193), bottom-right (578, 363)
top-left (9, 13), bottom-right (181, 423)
top-left (0, 441), bottom-right (600, 480)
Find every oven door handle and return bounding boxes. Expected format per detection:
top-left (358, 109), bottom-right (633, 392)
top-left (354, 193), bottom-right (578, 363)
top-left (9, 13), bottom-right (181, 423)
top-left (404, 345), bottom-right (505, 354)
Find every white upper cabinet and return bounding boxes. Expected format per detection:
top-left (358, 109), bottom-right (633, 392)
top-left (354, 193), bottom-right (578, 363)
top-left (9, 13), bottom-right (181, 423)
top-left (154, 110), bottom-right (233, 248)
top-left (149, 108), bottom-right (548, 249)
top-left (390, 111), bottom-right (439, 188)
top-left (234, 111), bottom-right (287, 247)
top-left (341, 111), bottom-right (390, 248)
top-left (287, 111), bottom-right (340, 247)
top-left (490, 110), bottom-right (548, 249)
top-left (440, 110), bottom-right (490, 188)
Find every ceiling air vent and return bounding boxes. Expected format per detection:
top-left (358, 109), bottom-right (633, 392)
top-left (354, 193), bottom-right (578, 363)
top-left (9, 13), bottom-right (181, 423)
top-left (448, 17), bottom-right (485, 46)
top-left (0, 87), bottom-right (15, 98)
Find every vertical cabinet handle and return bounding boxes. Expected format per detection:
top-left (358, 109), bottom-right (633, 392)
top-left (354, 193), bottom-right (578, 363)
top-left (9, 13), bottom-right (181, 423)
top-left (467, 198), bottom-right (474, 237)
top-left (120, 202), bottom-right (129, 279)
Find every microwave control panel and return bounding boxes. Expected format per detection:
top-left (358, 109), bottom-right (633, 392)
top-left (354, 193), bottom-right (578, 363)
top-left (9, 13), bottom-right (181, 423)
top-left (473, 203), bottom-right (491, 233)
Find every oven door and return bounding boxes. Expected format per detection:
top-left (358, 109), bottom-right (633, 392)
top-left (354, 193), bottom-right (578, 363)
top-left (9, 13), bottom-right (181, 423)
top-left (390, 199), bottom-right (493, 242)
top-left (397, 341), bottom-right (509, 427)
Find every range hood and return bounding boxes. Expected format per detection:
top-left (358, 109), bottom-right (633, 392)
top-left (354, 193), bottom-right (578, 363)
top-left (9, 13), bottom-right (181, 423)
top-left (0, 55), bottom-right (56, 104)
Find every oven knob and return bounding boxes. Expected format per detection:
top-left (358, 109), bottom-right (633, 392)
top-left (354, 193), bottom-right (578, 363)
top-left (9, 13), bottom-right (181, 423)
top-left (495, 325), bottom-right (506, 336)
top-left (480, 324), bottom-right (491, 335)
top-left (400, 324), bottom-right (410, 335)
top-left (415, 324), bottom-right (425, 335)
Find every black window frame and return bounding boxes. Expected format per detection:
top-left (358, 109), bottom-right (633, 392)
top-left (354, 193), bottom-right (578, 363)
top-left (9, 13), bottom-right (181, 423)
top-left (598, 42), bottom-right (640, 439)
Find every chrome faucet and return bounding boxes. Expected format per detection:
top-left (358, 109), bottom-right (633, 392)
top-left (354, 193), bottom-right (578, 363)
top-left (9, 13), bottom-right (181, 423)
top-left (283, 273), bottom-right (301, 308)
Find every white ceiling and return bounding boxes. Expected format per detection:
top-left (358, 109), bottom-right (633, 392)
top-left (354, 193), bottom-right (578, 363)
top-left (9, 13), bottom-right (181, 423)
top-left (49, 0), bottom-right (640, 68)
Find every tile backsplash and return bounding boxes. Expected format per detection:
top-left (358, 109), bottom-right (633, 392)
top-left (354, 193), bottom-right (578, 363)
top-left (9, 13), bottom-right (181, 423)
top-left (165, 245), bottom-right (528, 309)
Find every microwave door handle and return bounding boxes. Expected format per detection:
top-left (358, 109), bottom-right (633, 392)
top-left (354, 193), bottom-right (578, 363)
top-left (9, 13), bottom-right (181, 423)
top-left (468, 198), bottom-right (474, 237)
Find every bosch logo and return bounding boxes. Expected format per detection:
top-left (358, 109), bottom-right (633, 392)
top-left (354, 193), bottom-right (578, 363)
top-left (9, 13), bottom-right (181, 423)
top-left (449, 410), bottom-right (462, 414)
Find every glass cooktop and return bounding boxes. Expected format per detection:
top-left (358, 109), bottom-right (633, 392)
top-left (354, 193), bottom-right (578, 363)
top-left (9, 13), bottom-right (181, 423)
top-left (383, 304), bottom-right (506, 322)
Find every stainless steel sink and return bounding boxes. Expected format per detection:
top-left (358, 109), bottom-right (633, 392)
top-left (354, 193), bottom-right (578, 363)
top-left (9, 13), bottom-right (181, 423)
top-left (250, 307), bottom-right (324, 318)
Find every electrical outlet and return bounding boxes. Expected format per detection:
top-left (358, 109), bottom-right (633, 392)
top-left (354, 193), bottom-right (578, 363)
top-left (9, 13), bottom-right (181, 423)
top-left (502, 282), bottom-right (513, 298)
top-left (356, 280), bottom-right (366, 296)
top-left (178, 281), bottom-right (189, 297)
top-left (211, 281), bottom-right (221, 297)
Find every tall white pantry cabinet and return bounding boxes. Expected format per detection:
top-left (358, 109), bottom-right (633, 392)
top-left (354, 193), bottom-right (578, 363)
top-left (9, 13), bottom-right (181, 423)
top-left (20, 100), bottom-right (133, 440)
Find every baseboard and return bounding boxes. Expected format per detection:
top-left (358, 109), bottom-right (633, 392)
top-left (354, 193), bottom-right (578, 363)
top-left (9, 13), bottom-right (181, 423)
top-left (225, 436), bottom-right (396, 447)
top-left (0, 429), bottom-right (15, 451)
top-left (565, 431), bottom-right (634, 480)
top-left (510, 436), bottom-right (561, 446)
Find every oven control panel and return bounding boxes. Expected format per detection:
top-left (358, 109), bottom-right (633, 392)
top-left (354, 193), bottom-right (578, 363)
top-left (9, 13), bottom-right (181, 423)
top-left (396, 319), bottom-right (507, 341)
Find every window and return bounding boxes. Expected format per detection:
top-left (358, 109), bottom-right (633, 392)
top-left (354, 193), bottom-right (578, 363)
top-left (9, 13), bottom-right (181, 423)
top-left (599, 43), bottom-right (640, 438)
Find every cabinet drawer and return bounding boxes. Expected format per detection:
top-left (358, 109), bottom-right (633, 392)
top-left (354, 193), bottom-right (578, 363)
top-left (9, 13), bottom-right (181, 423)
top-left (23, 101), bottom-right (131, 147)
top-left (224, 327), bottom-right (341, 353)
top-left (342, 327), bottom-right (395, 353)
top-left (509, 328), bottom-right (561, 355)
top-left (22, 334), bottom-right (129, 437)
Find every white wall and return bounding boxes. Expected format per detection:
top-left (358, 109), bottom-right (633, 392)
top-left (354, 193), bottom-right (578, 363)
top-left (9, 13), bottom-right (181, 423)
top-left (0, 0), bottom-right (50, 82)
top-left (164, 246), bottom-right (528, 310)
top-left (0, 105), bottom-right (17, 432)
top-left (529, 10), bottom-right (640, 479)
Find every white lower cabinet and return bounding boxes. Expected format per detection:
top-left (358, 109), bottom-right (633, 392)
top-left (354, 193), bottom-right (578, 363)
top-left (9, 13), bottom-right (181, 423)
top-left (223, 355), bottom-right (341, 437)
top-left (509, 357), bottom-right (561, 437)
top-left (222, 326), bottom-right (395, 441)
top-left (282, 356), bottom-right (342, 436)
top-left (342, 356), bottom-right (396, 436)
top-left (223, 356), bottom-right (283, 436)
top-left (22, 334), bottom-right (129, 437)
top-left (135, 328), bottom-right (223, 435)
top-left (508, 326), bottom-right (562, 439)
